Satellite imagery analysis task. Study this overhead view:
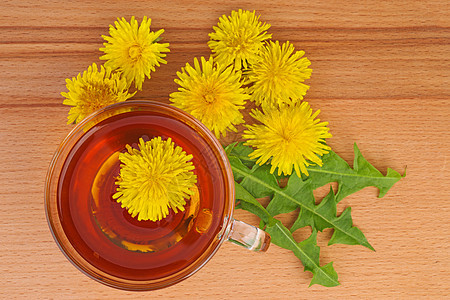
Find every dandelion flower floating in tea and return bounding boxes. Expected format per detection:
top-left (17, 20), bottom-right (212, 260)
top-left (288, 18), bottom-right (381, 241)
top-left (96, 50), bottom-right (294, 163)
top-left (170, 56), bottom-right (249, 139)
top-left (113, 137), bottom-right (197, 222)
top-left (246, 41), bottom-right (312, 108)
top-left (208, 9), bottom-right (272, 70)
top-left (243, 102), bottom-right (332, 177)
top-left (100, 16), bottom-right (170, 90)
top-left (61, 63), bottom-right (135, 124)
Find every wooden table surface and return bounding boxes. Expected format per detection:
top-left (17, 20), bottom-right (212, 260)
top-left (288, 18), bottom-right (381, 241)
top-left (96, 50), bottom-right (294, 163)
top-left (1, 1), bottom-right (449, 298)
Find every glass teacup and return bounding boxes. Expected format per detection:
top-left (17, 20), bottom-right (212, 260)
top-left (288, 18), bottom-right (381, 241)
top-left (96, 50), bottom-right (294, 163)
top-left (45, 100), bottom-right (270, 290)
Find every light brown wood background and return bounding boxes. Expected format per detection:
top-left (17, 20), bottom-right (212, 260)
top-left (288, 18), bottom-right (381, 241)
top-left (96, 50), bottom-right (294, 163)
top-left (1, 0), bottom-right (449, 298)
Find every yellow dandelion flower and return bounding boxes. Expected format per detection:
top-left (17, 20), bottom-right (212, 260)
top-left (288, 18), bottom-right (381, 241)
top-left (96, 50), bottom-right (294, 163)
top-left (243, 102), bottom-right (332, 177)
top-left (61, 63), bottom-right (135, 124)
top-left (113, 137), bottom-right (197, 222)
top-left (246, 40), bottom-right (312, 108)
top-left (170, 56), bottom-right (249, 139)
top-left (208, 9), bottom-right (272, 70)
top-left (99, 16), bottom-right (170, 90)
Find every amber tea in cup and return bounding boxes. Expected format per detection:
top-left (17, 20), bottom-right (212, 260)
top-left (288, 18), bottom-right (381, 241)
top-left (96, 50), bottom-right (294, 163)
top-left (45, 101), bottom-right (270, 290)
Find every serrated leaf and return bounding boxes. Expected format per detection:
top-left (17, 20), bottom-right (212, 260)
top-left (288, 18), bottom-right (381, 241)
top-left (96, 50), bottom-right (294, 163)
top-left (307, 144), bottom-right (403, 202)
top-left (308, 261), bottom-right (339, 287)
top-left (228, 143), bottom-right (403, 202)
top-left (291, 187), bottom-right (375, 251)
top-left (230, 157), bottom-right (374, 250)
top-left (328, 207), bottom-right (373, 249)
top-left (265, 224), bottom-right (340, 287)
top-left (227, 142), bottom-right (402, 287)
top-left (234, 184), bottom-right (340, 287)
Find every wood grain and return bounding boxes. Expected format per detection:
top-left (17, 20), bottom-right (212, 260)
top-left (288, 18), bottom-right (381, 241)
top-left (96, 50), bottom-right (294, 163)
top-left (1, 0), bottom-right (449, 298)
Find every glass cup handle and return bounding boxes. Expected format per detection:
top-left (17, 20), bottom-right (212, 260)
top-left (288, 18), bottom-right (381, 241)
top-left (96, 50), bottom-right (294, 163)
top-left (226, 219), bottom-right (271, 252)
